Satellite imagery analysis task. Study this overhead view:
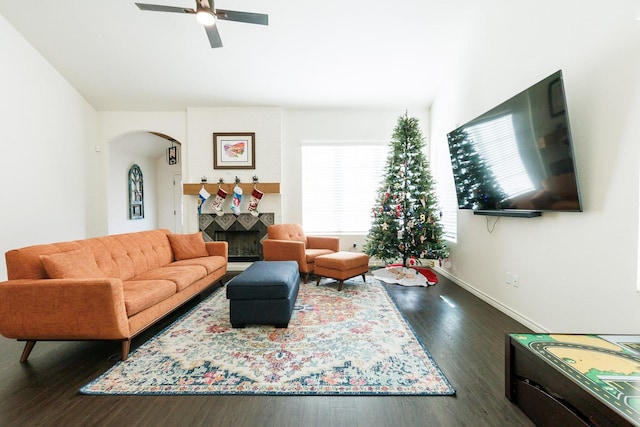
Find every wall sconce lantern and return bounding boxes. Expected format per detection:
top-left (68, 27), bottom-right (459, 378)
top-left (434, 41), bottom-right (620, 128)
top-left (167, 145), bottom-right (178, 165)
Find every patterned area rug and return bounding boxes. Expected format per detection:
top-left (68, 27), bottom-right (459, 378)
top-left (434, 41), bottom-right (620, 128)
top-left (80, 277), bottom-right (455, 396)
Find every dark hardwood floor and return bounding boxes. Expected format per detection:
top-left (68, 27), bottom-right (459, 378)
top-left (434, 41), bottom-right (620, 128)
top-left (0, 272), bottom-right (534, 426)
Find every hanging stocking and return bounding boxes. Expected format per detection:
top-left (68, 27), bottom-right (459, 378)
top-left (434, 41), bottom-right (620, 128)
top-left (198, 186), bottom-right (210, 214)
top-left (210, 187), bottom-right (228, 216)
top-left (230, 185), bottom-right (243, 216)
top-left (248, 187), bottom-right (264, 217)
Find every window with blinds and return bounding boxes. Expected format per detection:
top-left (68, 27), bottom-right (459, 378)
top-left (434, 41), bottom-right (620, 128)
top-left (301, 142), bottom-right (389, 234)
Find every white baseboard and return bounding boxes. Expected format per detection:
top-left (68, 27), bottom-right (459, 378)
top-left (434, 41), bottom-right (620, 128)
top-left (433, 266), bottom-right (546, 333)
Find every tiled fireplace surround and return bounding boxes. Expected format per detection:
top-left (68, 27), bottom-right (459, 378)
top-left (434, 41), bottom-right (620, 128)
top-left (199, 213), bottom-right (274, 262)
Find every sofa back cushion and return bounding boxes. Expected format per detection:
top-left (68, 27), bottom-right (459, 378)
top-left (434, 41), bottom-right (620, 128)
top-left (79, 230), bottom-right (174, 280)
top-left (5, 229), bottom-right (174, 281)
top-left (40, 247), bottom-right (107, 279)
top-left (167, 232), bottom-right (208, 260)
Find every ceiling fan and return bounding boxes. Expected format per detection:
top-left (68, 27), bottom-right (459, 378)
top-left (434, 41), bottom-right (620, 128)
top-left (135, 0), bottom-right (268, 48)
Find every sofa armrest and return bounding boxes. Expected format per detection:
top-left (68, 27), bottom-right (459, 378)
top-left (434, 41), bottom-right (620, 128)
top-left (0, 278), bottom-right (130, 340)
top-left (307, 236), bottom-right (340, 252)
top-left (205, 241), bottom-right (228, 261)
top-left (262, 239), bottom-right (306, 266)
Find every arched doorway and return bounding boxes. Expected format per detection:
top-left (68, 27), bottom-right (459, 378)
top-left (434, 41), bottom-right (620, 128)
top-left (107, 131), bottom-right (183, 234)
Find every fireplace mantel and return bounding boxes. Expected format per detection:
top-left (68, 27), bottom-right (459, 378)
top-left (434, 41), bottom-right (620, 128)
top-left (184, 183), bottom-right (280, 195)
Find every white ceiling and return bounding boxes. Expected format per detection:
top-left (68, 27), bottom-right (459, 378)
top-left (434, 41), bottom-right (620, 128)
top-left (0, 0), bottom-right (477, 111)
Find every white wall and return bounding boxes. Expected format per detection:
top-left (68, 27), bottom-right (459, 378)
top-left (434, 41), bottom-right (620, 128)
top-left (97, 108), bottom-right (283, 234)
top-left (108, 141), bottom-right (158, 234)
top-left (183, 107), bottom-right (283, 231)
top-left (282, 109), bottom-right (429, 250)
top-left (430, 0), bottom-right (640, 333)
top-left (156, 151), bottom-right (182, 233)
top-left (98, 112), bottom-right (187, 235)
top-left (0, 15), bottom-right (97, 281)
top-left (105, 132), bottom-right (181, 234)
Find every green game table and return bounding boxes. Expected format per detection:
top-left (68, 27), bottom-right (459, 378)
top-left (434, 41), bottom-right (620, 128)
top-left (505, 333), bottom-right (640, 426)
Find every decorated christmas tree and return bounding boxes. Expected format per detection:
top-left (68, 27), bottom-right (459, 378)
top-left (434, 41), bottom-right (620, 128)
top-left (364, 113), bottom-right (448, 268)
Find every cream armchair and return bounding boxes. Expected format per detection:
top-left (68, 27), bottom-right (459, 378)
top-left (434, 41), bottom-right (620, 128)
top-left (262, 224), bottom-right (339, 282)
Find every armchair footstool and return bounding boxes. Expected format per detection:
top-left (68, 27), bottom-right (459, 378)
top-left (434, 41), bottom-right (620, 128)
top-left (315, 252), bottom-right (370, 291)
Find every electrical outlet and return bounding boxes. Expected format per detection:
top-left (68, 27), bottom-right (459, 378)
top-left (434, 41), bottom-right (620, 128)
top-left (513, 274), bottom-right (519, 288)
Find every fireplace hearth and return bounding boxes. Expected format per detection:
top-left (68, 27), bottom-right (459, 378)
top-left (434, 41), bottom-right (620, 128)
top-left (199, 213), bottom-right (274, 262)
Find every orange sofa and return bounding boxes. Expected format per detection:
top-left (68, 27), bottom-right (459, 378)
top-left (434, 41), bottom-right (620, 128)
top-left (0, 229), bottom-right (227, 362)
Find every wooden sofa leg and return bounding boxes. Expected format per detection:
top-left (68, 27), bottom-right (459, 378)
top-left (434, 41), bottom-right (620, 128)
top-left (121, 340), bottom-right (131, 361)
top-left (20, 340), bottom-right (37, 363)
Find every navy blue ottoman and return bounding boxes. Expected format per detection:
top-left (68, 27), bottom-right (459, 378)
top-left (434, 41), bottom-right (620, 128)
top-left (226, 261), bottom-right (300, 328)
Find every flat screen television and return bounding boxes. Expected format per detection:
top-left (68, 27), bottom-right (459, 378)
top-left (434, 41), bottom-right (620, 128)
top-left (446, 70), bottom-right (582, 217)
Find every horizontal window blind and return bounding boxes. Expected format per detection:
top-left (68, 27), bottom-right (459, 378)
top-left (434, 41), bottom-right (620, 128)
top-left (301, 141), bottom-right (388, 234)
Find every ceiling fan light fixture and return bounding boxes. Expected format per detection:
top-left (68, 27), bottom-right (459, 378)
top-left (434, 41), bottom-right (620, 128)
top-left (196, 9), bottom-right (216, 26)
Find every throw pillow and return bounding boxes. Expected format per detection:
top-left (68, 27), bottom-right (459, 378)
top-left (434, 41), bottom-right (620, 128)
top-left (40, 247), bottom-right (106, 279)
top-left (167, 232), bottom-right (208, 260)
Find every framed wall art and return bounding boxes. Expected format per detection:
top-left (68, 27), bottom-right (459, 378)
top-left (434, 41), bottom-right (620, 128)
top-left (128, 164), bottom-right (144, 220)
top-left (213, 132), bottom-right (255, 169)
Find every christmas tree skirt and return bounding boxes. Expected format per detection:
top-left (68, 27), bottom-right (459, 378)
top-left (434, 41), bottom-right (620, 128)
top-left (373, 266), bottom-right (437, 287)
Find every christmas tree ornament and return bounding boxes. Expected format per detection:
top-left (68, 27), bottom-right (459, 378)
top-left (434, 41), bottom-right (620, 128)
top-left (248, 187), bottom-right (264, 217)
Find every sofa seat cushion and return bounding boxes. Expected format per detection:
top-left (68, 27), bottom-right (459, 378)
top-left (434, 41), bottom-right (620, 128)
top-left (305, 248), bottom-right (335, 263)
top-left (122, 280), bottom-right (177, 316)
top-left (132, 265), bottom-right (207, 292)
top-left (170, 256), bottom-right (226, 275)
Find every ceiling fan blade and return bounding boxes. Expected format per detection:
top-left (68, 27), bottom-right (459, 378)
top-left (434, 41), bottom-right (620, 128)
top-left (215, 9), bottom-right (268, 25)
top-left (205, 24), bottom-right (223, 48)
top-left (135, 3), bottom-right (195, 14)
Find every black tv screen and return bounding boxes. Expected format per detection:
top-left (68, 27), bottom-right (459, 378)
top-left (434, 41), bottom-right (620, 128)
top-left (447, 70), bottom-right (582, 214)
